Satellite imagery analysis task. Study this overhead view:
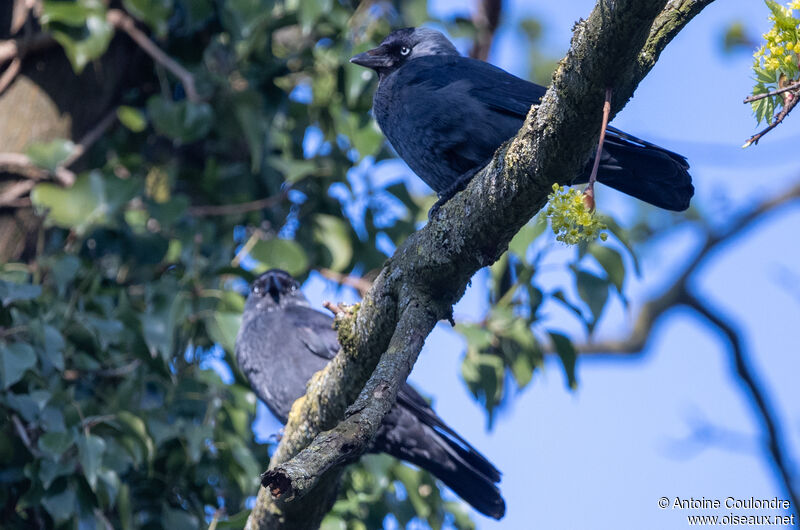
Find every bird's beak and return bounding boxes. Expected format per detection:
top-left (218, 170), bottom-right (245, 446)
top-left (267, 275), bottom-right (281, 302)
top-left (350, 45), bottom-right (392, 71)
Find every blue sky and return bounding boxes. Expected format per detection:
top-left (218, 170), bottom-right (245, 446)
top-left (254, 1), bottom-right (800, 528)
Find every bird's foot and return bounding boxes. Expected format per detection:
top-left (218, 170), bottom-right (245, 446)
top-left (268, 428), bottom-right (284, 443)
top-left (426, 168), bottom-right (480, 220)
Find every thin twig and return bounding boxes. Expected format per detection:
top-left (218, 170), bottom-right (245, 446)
top-left (231, 229), bottom-right (265, 267)
top-left (743, 91), bottom-right (800, 148)
top-left (322, 300), bottom-right (345, 316)
top-left (0, 57), bottom-right (22, 96)
top-left (12, 414), bottom-right (40, 457)
top-left (743, 80), bottom-right (800, 103)
top-left (94, 359), bottom-right (141, 377)
top-left (0, 179), bottom-right (36, 207)
top-left (107, 9), bottom-right (200, 102)
top-left (318, 268), bottom-right (373, 296)
top-left (188, 191), bottom-right (287, 216)
top-left (61, 109), bottom-right (118, 168)
top-left (0, 33), bottom-right (54, 66)
top-left (584, 88), bottom-right (612, 209)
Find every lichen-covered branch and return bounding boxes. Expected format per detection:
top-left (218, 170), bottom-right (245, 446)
top-left (247, 1), bottom-right (717, 527)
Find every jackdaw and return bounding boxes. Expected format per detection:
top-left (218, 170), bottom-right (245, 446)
top-left (235, 269), bottom-right (506, 519)
top-left (350, 27), bottom-right (694, 212)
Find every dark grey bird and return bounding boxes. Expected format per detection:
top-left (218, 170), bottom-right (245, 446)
top-left (235, 269), bottom-right (505, 519)
top-left (350, 27), bottom-right (694, 212)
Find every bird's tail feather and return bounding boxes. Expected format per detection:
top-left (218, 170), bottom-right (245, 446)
top-left (580, 129), bottom-right (694, 211)
top-left (383, 424), bottom-right (506, 519)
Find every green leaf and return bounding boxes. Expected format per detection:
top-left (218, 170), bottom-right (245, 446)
top-left (508, 218), bottom-right (547, 259)
top-left (25, 139), bottom-right (76, 171)
top-left (117, 106), bottom-right (148, 132)
top-left (269, 157), bottom-right (317, 183)
top-left (42, 483), bottom-right (77, 523)
top-left (548, 331), bottom-right (578, 389)
top-left (765, 0), bottom-right (798, 31)
top-left (298, 0), bottom-right (332, 30)
top-left (231, 90), bottom-right (266, 172)
top-left (122, 0), bottom-right (173, 37)
top-left (313, 214), bottom-right (353, 272)
top-left (249, 238), bottom-right (309, 276)
top-left (147, 96), bottom-right (214, 144)
top-left (31, 171), bottom-right (138, 234)
top-left (0, 342), bottom-right (37, 388)
top-left (77, 434), bottom-right (106, 490)
top-left (116, 411), bottom-right (154, 464)
top-left (41, 324), bottom-right (66, 371)
top-left (588, 244), bottom-right (625, 293)
top-left (207, 312), bottom-right (242, 354)
top-left (216, 510), bottom-right (253, 529)
top-left (0, 279), bottom-right (41, 306)
top-left (574, 269), bottom-right (609, 331)
top-left (38, 430), bottom-right (76, 458)
top-left (42, 0), bottom-right (113, 73)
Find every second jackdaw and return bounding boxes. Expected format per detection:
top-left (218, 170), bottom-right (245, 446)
top-left (235, 269), bottom-right (506, 519)
top-left (350, 27), bottom-right (694, 212)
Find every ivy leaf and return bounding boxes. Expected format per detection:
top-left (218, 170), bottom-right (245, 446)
top-left (122, 0), bottom-right (173, 37)
top-left (206, 312), bottom-right (242, 354)
top-left (38, 430), bottom-right (76, 459)
top-left (0, 342), bottom-right (37, 389)
top-left (117, 106), bottom-right (148, 132)
top-left (25, 139), bottom-right (76, 171)
top-left (41, 483), bottom-right (77, 523)
top-left (31, 171), bottom-right (138, 235)
top-left (77, 434), bottom-right (106, 490)
top-left (249, 238), bottom-right (309, 276)
top-left (548, 331), bottom-right (578, 389)
top-left (147, 96), bottom-right (214, 144)
top-left (41, 0), bottom-right (114, 73)
top-left (313, 214), bottom-right (353, 272)
top-left (0, 280), bottom-right (41, 306)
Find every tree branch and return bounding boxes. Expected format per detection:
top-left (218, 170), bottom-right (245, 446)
top-left (469, 0), bottom-right (502, 61)
top-left (681, 291), bottom-right (800, 514)
top-left (106, 9), bottom-right (201, 103)
top-left (565, 180), bottom-right (800, 515)
top-left (247, 1), bottom-right (716, 527)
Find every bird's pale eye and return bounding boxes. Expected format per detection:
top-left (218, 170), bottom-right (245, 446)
top-left (400, 46), bottom-right (411, 56)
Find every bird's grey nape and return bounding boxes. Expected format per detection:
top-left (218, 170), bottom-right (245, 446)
top-left (407, 27), bottom-right (460, 59)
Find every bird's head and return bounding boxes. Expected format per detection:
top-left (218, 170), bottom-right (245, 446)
top-left (250, 269), bottom-right (303, 307)
top-left (350, 27), bottom-right (459, 77)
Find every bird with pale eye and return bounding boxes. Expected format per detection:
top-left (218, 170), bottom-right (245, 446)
top-left (351, 27), bottom-right (694, 216)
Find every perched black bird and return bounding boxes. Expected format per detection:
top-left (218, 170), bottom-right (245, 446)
top-left (235, 269), bottom-right (506, 519)
top-left (350, 27), bottom-right (694, 212)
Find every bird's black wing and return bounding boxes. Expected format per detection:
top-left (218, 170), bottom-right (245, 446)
top-left (281, 305), bottom-right (340, 360)
top-left (396, 384), bottom-right (501, 482)
top-left (379, 55), bottom-right (542, 193)
top-left (403, 55), bottom-right (546, 119)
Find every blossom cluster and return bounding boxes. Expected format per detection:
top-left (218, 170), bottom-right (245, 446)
top-left (544, 184), bottom-right (607, 245)
top-left (750, 1), bottom-right (800, 124)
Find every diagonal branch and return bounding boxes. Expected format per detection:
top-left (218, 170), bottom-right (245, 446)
top-left (681, 291), bottom-right (800, 515)
top-left (106, 9), bottom-right (201, 103)
top-left (247, 1), bottom-right (717, 527)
